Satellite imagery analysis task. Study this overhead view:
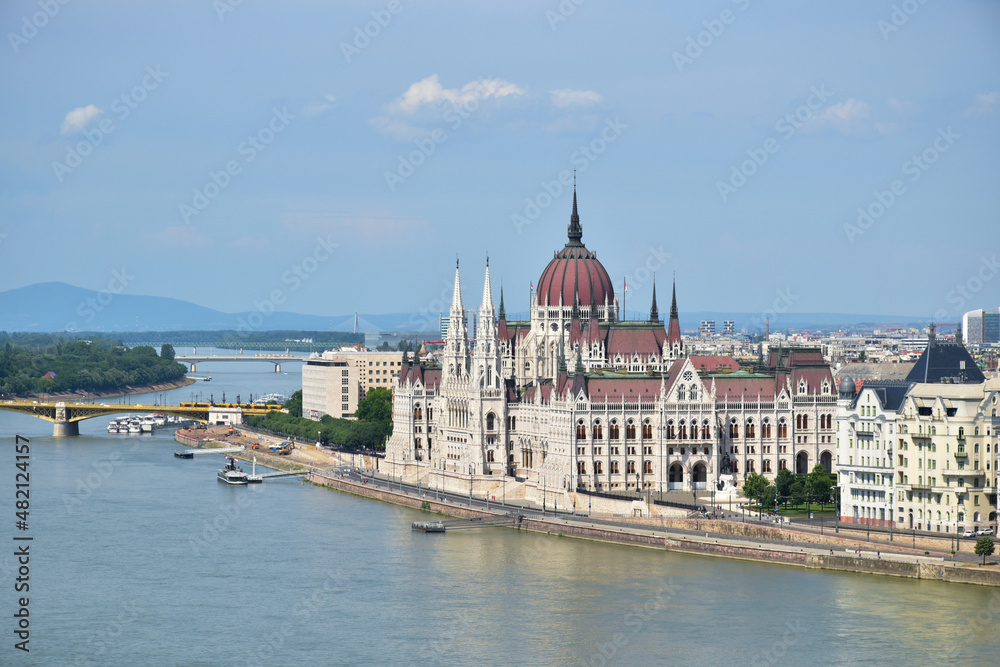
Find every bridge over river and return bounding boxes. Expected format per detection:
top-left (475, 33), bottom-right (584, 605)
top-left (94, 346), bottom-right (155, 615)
top-left (0, 400), bottom-right (283, 436)
top-left (175, 353), bottom-right (307, 373)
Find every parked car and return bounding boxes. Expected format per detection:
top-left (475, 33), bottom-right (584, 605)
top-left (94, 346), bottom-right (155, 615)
top-left (961, 530), bottom-right (977, 538)
top-left (977, 528), bottom-right (994, 536)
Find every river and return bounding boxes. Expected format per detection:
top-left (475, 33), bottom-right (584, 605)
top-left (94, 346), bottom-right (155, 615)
top-left (1, 355), bottom-right (998, 665)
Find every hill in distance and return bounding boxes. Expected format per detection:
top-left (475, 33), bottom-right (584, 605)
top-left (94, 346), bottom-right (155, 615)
top-left (0, 282), bottom-right (929, 334)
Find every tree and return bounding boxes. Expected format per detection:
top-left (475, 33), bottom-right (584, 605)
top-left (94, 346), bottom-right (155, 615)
top-left (160, 343), bottom-right (176, 361)
top-left (761, 484), bottom-right (777, 512)
top-left (807, 464), bottom-right (832, 505)
top-left (790, 479), bottom-right (807, 505)
top-left (775, 469), bottom-right (795, 507)
top-left (743, 472), bottom-right (768, 505)
top-left (356, 386), bottom-right (392, 425)
top-left (284, 390), bottom-right (303, 418)
top-left (975, 537), bottom-right (995, 565)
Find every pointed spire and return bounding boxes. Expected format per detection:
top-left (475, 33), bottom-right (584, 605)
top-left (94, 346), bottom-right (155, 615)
top-left (558, 336), bottom-right (567, 373)
top-left (650, 278), bottom-right (659, 322)
top-left (567, 172), bottom-right (583, 246)
top-left (574, 346), bottom-right (585, 375)
top-left (481, 257), bottom-right (494, 312)
top-left (451, 257), bottom-right (463, 312)
top-left (498, 283), bottom-right (506, 320)
top-left (670, 275), bottom-right (678, 319)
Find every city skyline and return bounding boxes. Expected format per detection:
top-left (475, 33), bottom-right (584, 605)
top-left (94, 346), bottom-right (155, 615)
top-left (1, 1), bottom-right (998, 326)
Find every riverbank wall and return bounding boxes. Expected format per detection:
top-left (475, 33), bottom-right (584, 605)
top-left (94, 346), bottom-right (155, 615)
top-left (31, 376), bottom-right (196, 402)
top-left (307, 471), bottom-right (1000, 587)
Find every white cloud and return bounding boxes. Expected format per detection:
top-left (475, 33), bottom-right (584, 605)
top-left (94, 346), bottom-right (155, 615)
top-left (61, 105), bottom-right (103, 134)
top-left (301, 94), bottom-right (337, 118)
top-left (368, 116), bottom-right (432, 142)
top-left (802, 98), bottom-right (870, 134)
top-left (965, 91), bottom-right (999, 117)
top-left (549, 89), bottom-right (603, 109)
top-left (887, 97), bottom-right (919, 115)
top-left (390, 74), bottom-right (524, 113)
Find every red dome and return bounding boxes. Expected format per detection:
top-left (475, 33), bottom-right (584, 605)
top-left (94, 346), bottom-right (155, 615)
top-left (537, 246), bottom-right (614, 307)
top-left (536, 188), bottom-right (614, 308)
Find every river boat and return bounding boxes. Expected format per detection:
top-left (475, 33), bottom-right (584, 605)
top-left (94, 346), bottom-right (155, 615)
top-left (217, 457), bottom-right (248, 485)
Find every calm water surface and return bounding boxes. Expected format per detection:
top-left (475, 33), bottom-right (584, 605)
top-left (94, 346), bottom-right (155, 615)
top-left (1, 359), bottom-right (998, 665)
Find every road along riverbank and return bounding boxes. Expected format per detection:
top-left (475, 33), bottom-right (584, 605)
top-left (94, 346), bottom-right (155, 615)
top-left (306, 469), bottom-right (1000, 587)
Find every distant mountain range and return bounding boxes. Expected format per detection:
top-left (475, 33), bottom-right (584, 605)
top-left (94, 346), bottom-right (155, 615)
top-left (0, 282), bottom-right (930, 334)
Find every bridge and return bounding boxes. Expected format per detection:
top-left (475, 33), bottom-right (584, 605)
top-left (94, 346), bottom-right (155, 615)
top-left (0, 400), bottom-right (284, 436)
top-left (175, 353), bottom-right (307, 373)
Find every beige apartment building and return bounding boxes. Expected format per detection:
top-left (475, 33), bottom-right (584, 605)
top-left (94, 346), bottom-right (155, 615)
top-left (302, 348), bottom-right (405, 421)
top-left (894, 379), bottom-right (1000, 534)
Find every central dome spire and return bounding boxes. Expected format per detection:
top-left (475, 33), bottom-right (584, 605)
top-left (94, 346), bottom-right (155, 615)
top-left (567, 175), bottom-right (583, 246)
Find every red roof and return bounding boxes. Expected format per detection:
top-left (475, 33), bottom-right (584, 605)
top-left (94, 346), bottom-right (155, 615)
top-left (689, 356), bottom-right (739, 373)
top-left (536, 246), bottom-right (614, 308)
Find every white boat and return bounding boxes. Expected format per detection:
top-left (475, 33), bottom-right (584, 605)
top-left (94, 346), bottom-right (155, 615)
top-left (107, 423), bottom-right (118, 434)
top-left (128, 423), bottom-right (141, 434)
top-left (217, 457), bottom-right (248, 485)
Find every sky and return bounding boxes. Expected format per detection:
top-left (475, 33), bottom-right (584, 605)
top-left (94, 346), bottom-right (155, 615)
top-left (1, 0), bottom-right (998, 329)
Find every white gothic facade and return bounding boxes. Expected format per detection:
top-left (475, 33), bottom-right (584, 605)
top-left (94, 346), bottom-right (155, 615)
top-left (385, 191), bottom-right (837, 505)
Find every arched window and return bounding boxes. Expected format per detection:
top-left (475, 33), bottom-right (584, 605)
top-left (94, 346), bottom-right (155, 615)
top-left (729, 418), bottom-right (739, 439)
top-left (762, 419), bottom-right (772, 439)
top-left (679, 420), bottom-right (688, 440)
top-left (666, 420), bottom-right (676, 440)
top-left (748, 460), bottom-right (755, 472)
top-left (576, 422), bottom-right (586, 440)
top-left (486, 412), bottom-right (495, 431)
top-left (593, 421), bottom-right (603, 440)
top-left (609, 421), bottom-right (620, 441)
top-left (642, 419), bottom-right (653, 439)
top-left (643, 460), bottom-right (653, 474)
top-left (778, 419), bottom-right (788, 439)
top-left (578, 461), bottom-right (586, 474)
top-left (626, 422), bottom-right (636, 440)
top-left (487, 450), bottom-right (495, 462)
top-left (746, 419), bottom-right (756, 439)
top-left (702, 420), bottom-right (711, 440)
top-left (678, 385), bottom-right (686, 401)
top-left (627, 461), bottom-right (636, 474)
top-left (611, 461), bottom-right (620, 474)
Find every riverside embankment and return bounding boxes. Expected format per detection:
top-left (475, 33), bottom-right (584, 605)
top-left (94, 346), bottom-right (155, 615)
top-left (307, 469), bottom-right (1000, 587)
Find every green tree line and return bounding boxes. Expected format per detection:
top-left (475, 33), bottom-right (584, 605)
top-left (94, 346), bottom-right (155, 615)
top-left (0, 338), bottom-right (186, 396)
top-left (245, 388), bottom-right (393, 451)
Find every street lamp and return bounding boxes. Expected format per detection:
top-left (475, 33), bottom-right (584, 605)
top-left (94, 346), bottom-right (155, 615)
top-left (541, 475), bottom-right (546, 514)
